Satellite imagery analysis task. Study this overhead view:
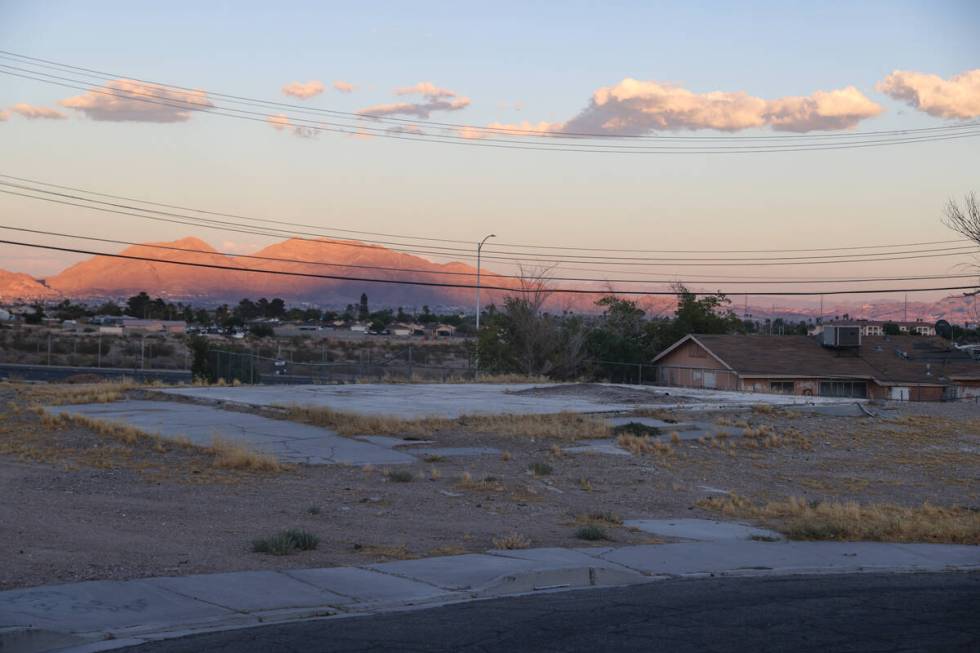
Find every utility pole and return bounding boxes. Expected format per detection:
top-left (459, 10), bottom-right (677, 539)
top-left (140, 335), bottom-right (145, 370)
top-left (474, 233), bottom-right (496, 378)
top-left (904, 293), bottom-right (909, 322)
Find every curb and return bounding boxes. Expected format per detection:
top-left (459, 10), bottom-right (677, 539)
top-left (2, 542), bottom-right (978, 653)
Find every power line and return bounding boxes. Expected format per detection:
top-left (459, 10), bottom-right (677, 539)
top-left (5, 224), bottom-right (976, 287)
top-left (2, 237), bottom-right (976, 297)
top-left (3, 184), bottom-right (977, 267)
top-left (3, 49), bottom-right (979, 143)
top-left (1, 173), bottom-right (966, 255)
top-left (4, 60), bottom-right (980, 154)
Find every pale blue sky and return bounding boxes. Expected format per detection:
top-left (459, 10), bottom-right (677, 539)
top-left (0, 0), bottom-right (978, 303)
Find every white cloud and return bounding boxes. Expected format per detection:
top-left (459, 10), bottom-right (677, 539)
top-left (10, 103), bottom-right (67, 120)
top-left (559, 78), bottom-right (883, 134)
top-left (333, 80), bottom-right (355, 93)
top-left (358, 82), bottom-right (470, 119)
top-left (281, 80), bottom-right (326, 100)
top-left (59, 79), bottom-right (213, 122)
top-left (876, 69), bottom-right (980, 119)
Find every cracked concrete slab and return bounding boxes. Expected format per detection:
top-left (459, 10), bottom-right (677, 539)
top-left (412, 446), bottom-right (500, 458)
top-left (161, 383), bottom-right (857, 419)
top-left (44, 401), bottom-right (414, 466)
top-left (283, 567), bottom-right (457, 605)
top-left (365, 554), bottom-right (553, 591)
top-left (624, 519), bottom-right (783, 542)
top-left (563, 439), bottom-right (632, 456)
top-left (147, 571), bottom-right (348, 613)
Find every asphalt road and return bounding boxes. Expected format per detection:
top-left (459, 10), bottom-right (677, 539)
top-left (123, 572), bottom-right (979, 653)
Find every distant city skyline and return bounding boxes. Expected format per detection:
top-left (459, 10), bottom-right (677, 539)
top-left (1, 0), bottom-right (978, 304)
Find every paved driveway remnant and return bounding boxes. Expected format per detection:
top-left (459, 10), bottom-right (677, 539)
top-left (44, 401), bottom-right (414, 466)
top-left (161, 383), bottom-right (858, 419)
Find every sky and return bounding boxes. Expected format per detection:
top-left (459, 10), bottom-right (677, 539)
top-left (0, 0), bottom-right (979, 306)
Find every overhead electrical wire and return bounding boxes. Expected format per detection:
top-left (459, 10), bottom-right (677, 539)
top-left (1, 173), bottom-right (966, 254)
top-left (4, 224), bottom-right (974, 288)
top-left (3, 54), bottom-right (980, 153)
top-left (2, 49), bottom-right (980, 143)
top-left (2, 237), bottom-right (976, 297)
top-left (2, 184), bottom-right (977, 267)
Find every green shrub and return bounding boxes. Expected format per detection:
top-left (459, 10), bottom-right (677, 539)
top-left (575, 525), bottom-right (608, 541)
top-left (528, 462), bottom-right (553, 476)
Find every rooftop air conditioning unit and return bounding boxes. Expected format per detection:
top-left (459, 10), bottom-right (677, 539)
top-left (822, 325), bottom-right (861, 348)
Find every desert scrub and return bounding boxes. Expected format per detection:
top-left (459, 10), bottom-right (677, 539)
top-left (283, 405), bottom-right (610, 440)
top-left (252, 529), bottom-right (319, 555)
top-left (385, 468), bottom-right (414, 483)
top-left (209, 436), bottom-right (283, 472)
top-left (698, 494), bottom-right (980, 545)
top-left (575, 525), bottom-right (609, 541)
top-left (492, 532), bottom-right (532, 550)
top-left (616, 433), bottom-right (672, 456)
top-left (528, 461), bottom-right (553, 476)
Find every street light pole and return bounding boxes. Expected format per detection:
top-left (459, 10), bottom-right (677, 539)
top-left (474, 233), bottom-right (496, 378)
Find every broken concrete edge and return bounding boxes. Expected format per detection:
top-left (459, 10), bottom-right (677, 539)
top-left (3, 542), bottom-right (978, 653)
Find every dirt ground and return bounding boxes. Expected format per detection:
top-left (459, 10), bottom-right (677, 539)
top-left (1, 382), bottom-right (978, 590)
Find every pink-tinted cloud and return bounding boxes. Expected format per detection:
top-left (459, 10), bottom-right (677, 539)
top-left (395, 82), bottom-right (455, 98)
top-left (266, 113), bottom-right (316, 138)
top-left (281, 80), bottom-right (326, 100)
top-left (876, 69), bottom-right (980, 119)
top-left (0, 110), bottom-right (9, 122)
top-left (358, 82), bottom-right (470, 119)
top-left (10, 103), bottom-right (67, 120)
top-left (559, 79), bottom-right (883, 134)
top-left (333, 80), bottom-right (355, 93)
top-left (59, 79), bottom-right (213, 122)
top-left (458, 120), bottom-right (563, 139)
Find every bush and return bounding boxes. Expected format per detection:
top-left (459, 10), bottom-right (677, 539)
top-left (252, 529), bottom-right (320, 555)
top-left (575, 525), bottom-right (609, 541)
top-left (385, 469), bottom-right (414, 483)
top-left (528, 461), bottom-right (553, 476)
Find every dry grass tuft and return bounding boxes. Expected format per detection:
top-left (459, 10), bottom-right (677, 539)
top-left (616, 433), bottom-right (672, 456)
top-left (283, 405), bottom-right (610, 441)
top-left (492, 532), bottom-right (532, 550)
top-left (698, 494), bottom-right (980, 545)
top-left (576, 511), bottom-right (623, 526)
top-left (500, 450), bottom-right (513, 462)
top-left (17, 379), bottom-right (147, 406)
top-left (456, 471), bottom-right (505, 492)
top-left (210, 436), bottom-right (283, 472)
top-left (353, 543), bottom-right (416, 560)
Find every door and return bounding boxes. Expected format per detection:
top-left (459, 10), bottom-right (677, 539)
top-left (890, 386), bottom-right (910, 401)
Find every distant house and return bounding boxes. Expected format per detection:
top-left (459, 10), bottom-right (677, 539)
top-left (433, 324), bottom-right (456, 338)
top-left (390, 322), bottom-right (425, 337)
top-left (349, 322), bottom-right (369, 333)
top-left (809, 320), bottom-right (936, 337)
top-left (652, 332), bottom-right (980, 401)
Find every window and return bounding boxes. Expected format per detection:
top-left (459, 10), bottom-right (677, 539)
top-left (819, 380), bottom-right (867, 398)
top-left (770, 381), bottom-right (794, 394)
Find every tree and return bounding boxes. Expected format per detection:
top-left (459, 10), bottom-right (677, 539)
top-left (358, 293), bottom-right (370, 321)
top-left (250, 323), bottom-right (275, 338)
top-left (188, 336), bottom-right (212, 381)
top-left (587, 296), bottom-right (648, 366)
top-left (267, 298), bottom-right (286, 319)
top-left (478, 267), bottom-right (559, 376)
top-left (647, 285), bottom-right (741, 353)
top-left (126, 292), bottom-right (152, 318)
top-left (96, 301), bottom-right (122, 316)
top-left (943, 192), bottom-right (980, 244)
top-left (883, 322), bottom-right (901, 336)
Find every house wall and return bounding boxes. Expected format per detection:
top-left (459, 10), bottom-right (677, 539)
top-left (654, 341), bottom-right (738, 390)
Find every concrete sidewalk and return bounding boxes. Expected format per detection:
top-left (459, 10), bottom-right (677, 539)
top-left (2, 539), bottom-right (977, 653)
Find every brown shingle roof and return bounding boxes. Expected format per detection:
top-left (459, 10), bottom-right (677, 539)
top-left (677, 334), bottom-right (979, 386)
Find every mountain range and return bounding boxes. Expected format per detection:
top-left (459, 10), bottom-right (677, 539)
top-left (0, 236), bottom-right (975, 323)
